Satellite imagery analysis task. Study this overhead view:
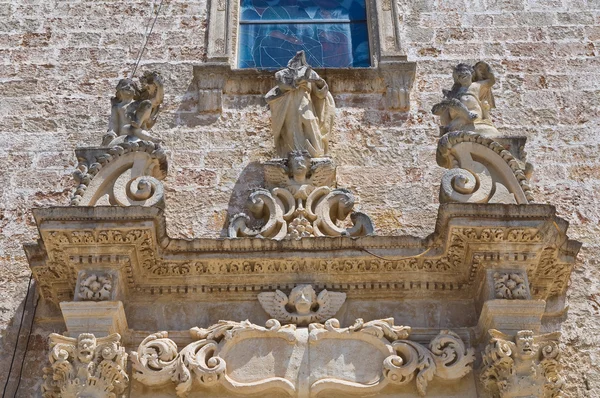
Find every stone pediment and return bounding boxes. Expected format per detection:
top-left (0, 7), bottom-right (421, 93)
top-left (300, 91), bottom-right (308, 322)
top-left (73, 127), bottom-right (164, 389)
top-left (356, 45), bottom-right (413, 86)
top-left (26, 203), bottom-right (579, 319)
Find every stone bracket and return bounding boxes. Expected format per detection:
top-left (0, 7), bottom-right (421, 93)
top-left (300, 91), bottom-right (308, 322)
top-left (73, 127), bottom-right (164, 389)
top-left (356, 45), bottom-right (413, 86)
top-left (477, 299), bottom-right (546, 338)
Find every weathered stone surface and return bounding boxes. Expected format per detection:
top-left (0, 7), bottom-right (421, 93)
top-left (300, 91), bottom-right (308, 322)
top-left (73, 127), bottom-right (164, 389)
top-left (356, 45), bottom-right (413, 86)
top-left (0, 0), bottom-right (599, 397)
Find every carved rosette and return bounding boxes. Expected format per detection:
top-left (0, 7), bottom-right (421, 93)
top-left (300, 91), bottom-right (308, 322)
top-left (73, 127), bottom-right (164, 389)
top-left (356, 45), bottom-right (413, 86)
top-left (493, 272), bottom-right (528, 299)
top-left (42, 333), bottom-right (128, 398)
top-left (437, 131), bottom-right (534, 204)
top-left (480, 329), bottom-right (563, 398)
top-left (228, 154), bottom-right (374, 239)
top-left (71, 140), bottom-right (167, 208)
top-left (132, 318), bottom-right (474, 397)
top-left (77, 271), bottom-right (114, 301)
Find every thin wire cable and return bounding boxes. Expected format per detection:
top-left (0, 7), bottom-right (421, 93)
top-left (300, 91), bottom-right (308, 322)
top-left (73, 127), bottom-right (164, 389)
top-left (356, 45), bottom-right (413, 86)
top-left (131, 0), bottom-right (166, 78)
top-left (13, 293), bottom-right (40, 396)
top-left (1, 273), bottom-right (33, 397)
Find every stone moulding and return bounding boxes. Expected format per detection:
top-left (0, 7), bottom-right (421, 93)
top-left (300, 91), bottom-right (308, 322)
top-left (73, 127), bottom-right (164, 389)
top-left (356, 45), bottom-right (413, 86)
top-left (131, 318), bottom-right (475, 397)
top-left (25, 204), bottom-right (580, 315)
top-left (437, 131), bottom-right (534, 204)
top-left (71, 140), bottom-right (168, 208)
top-left (42, 332), bottom-right (128, 398)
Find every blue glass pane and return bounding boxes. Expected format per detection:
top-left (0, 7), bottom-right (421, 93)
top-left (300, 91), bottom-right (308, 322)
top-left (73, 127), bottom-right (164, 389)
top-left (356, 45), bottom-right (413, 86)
top-left (238, 23), bottom-right (370, 68)
top-left (240, 0), bottom-right (366, 21)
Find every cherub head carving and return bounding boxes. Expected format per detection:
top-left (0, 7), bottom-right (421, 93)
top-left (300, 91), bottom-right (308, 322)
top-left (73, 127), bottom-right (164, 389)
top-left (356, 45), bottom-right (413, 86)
top-left (258, 284), bottom-right (346, 325)
top-left (288, 150), bottom-right (311, 181)
top-left (288, 285), bottom-right (317, 315)
top-left (76, 333), bottom-right (97, 363)
top-left (114, 78), bottom-right (139, 102)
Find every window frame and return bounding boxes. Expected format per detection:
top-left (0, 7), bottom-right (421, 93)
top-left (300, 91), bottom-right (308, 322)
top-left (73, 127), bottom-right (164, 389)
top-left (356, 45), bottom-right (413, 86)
top-left (206, 0), bottom-right (405, 69)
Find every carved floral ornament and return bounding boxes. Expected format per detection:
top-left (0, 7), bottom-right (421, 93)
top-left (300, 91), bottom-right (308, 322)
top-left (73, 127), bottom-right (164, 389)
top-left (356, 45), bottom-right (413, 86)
top-left (42, 333), bottom-right (128, 398)
top-left (481, 329), bottom-right (563, 398)
top-left (132, 318), bottom-right (475, 397)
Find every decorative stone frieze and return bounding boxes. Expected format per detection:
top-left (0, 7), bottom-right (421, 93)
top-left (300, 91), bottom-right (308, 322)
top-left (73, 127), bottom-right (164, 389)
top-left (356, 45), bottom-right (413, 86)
top-left (229, 151), bottom-right (374, 239)
top-left (258, 284), bottom-right (346, 325)
top-left (42, 333), bottom-right (128, 398)
top-left (437, 131), bottom-right (534, 204)
top-left (480, 329), bottom-right (562, 398)
top-left (131, 318), bottom-right (474, 397)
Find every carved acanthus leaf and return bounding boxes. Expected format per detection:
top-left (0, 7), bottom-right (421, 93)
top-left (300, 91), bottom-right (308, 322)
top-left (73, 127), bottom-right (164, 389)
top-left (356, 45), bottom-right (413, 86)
top-left (42, 333), bottom-right (128, 398)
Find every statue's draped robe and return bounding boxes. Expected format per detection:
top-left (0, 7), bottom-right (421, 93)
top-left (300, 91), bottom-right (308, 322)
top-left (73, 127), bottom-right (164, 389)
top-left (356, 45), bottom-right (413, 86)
top-left (266, 72), bottom-right (335, 157)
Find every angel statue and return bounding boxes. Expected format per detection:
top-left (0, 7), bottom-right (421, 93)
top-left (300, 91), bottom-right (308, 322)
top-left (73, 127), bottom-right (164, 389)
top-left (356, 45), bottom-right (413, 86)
top-left (258, 285), bottom-right (346, 325)
top-left (102, 71), bottom-right (164, 146)
top-left (431, 61), bottom-right (499, 136)
top-left (265, 51), bottom-right (335, 157)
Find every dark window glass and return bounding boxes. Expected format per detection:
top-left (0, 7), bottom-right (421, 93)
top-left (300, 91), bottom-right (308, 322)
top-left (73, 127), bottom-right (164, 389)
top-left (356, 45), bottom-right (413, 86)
top-left (238, 0), bottom-right (370, 69)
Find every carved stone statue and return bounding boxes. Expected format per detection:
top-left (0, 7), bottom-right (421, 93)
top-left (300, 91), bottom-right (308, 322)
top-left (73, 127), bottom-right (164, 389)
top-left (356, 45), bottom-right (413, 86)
top-left (432, 61), bottom-right (499, 136)
top-left (481, 329), bottom-right (563, 398)
top-left (258, 284), bottom-right (346, 325)
top-left (265, 51), bottom-right (335, 157)
top-left (103, 71), bottom-right (164, 146)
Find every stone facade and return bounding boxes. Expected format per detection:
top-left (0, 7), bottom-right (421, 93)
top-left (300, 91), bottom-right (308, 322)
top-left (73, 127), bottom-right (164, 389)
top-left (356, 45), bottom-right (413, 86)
top-left (0, 1), bottom-right (599, 397)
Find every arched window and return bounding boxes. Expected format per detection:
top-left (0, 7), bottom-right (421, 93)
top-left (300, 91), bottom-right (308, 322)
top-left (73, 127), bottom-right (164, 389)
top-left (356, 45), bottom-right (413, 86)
top-left (238, 0), bottom-right (370, 69)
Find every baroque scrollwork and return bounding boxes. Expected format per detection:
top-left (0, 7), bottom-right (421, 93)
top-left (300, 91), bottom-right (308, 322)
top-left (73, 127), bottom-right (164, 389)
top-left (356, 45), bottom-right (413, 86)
top-left (132, 318), bottom-right (474, 397)
top-left (258, 284), bottom-right (346, 325)
top-left (481, 329), bottom-right (563, 398)
top-left (228, 151), bottom-right (374, 239)
top-left (71, 139), bottom-right (167, 208)
top-left (42, 333), bottom-right (128, 398)
top-left (437, 131), bottom-right (534, 204)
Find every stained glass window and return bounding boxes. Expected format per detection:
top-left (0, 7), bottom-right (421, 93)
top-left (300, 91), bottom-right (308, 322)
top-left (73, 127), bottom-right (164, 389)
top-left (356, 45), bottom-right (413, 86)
top-left (238, 0), bottom-right (371, 69)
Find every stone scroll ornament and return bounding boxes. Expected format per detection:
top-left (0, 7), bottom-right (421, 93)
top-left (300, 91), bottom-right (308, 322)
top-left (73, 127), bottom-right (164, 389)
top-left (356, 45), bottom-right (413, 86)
top-left (132, 318), bottom-right (475, 397)
top-left (228, 151), bottom-right (374, 239)
top-left (71, 71), bottom-right (168, 208)
top-left (258, 284), bottom-right (346, 325)
top-left (42, 333), bottom-right (128, 398)
top-left (432, 61), bottom-right (534, 205)
top-left (481, 329), bottom-right (563, 398)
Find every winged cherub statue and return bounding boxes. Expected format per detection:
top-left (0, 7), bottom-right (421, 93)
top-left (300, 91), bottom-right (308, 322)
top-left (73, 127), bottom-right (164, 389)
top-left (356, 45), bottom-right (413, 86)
top-left (102, 71), bottom-right (164, 146)
top-left (432, 61), bottom-right (499, 136)
top-left (265, 51), bottom-right (335, 157)
top-left (258, 285), bottom-right (346, 325)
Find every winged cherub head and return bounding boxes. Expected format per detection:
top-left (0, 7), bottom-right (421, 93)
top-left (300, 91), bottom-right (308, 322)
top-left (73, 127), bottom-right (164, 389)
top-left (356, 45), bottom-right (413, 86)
top-left (288, 150), bottom-right (311, 182)
top-left (288, 285), bottom-right (317, 315)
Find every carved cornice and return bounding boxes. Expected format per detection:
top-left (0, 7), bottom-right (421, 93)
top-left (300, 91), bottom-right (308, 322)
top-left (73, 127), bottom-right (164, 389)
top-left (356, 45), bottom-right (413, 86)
top-left (131, 319), bottom-right (474, 397)
top-left (26, 204), bottom-right (580, 313)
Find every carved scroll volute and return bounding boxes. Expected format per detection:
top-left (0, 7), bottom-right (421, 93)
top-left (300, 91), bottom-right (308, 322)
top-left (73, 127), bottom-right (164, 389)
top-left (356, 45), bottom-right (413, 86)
top-left (437, 131), bottom-right (533, 204)
top-left (71, 141), bottom-right (168, 208)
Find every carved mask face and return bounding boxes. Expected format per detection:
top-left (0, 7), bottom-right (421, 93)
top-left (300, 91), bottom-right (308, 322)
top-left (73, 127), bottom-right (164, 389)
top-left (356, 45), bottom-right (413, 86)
top-left (289, 285), bottom-right (316, 315)
top-left (291, 155), bottom-right (308, 176)
top-left (515, 331), bottom-right (535, 359)
top-left (77, 334), bottom-right (97, 363)
top-left (453, 64), bottom-right (474, 86)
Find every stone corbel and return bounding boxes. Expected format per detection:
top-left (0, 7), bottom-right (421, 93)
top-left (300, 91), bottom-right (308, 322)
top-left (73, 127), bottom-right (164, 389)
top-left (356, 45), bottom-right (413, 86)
top-left (437, 131), bottom-right (534, 204)
top-left (379, 60), bottom-right (416, 111)
top-left (71, 140), bottom-right (168, 208)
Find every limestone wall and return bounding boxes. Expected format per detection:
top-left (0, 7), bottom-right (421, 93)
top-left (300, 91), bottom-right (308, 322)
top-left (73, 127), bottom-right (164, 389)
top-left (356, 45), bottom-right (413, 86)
top-left (0, 0), bottom-right (598, 396)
